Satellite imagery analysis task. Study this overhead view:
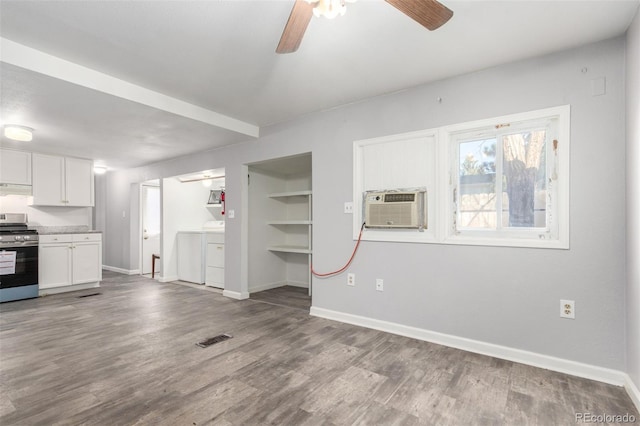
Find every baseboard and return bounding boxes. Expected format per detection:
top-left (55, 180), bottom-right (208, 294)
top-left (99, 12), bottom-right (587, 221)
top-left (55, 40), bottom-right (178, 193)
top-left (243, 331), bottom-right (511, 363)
top-left (624, 374), bottom-right (640, 413)
top-left (310, 306), bottom-right (627, 387)
top-left (223, 290), bottom-right (250, 300)
top-left (249, 281), bottom-right (286, 294)
top-left (158, 275), bottom-right (178, 283)
top-left (102, 265), bottom-right (140, 275)
top-left (286, 280), bottom-right (309, 289)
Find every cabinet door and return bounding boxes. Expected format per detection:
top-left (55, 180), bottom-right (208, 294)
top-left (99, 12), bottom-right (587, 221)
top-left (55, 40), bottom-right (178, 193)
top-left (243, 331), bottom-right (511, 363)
top-left (0, 149), bottom-right (31, 185)
top-left (72, 242), bottom-right (102, 284)
top-left (39, 243), bottom-right (72, 289)
top-left (32, 153), bottom-right (65, 206)
top-left (65, 157), bottom-right (94, 206)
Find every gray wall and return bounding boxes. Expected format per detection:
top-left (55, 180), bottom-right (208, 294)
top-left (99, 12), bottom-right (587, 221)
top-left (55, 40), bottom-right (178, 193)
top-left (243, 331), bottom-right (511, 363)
top-left (101, 37), bottom-right (627, 371)
top-left (626, 10), bottom-right (640, 390)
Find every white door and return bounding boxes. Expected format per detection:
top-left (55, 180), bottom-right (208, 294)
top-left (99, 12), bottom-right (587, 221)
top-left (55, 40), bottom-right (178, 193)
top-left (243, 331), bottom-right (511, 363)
top-left (141, 184), bottom-right (161, 275)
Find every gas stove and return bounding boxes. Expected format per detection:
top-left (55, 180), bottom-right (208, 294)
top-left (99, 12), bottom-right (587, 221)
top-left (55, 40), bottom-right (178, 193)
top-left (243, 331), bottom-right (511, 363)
top-left (0, 214), bottom-right (39, 248)
top-left (0, 213), bottom-right (39, 302)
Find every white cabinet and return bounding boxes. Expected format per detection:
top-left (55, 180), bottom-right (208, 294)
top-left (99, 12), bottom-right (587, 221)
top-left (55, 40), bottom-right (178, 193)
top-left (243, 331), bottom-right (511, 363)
top-left (0, 149), bottom-right (31, 185)
top-left (39, 234), bottom-right (102, 291)
top-left (205, 232), bottom-right (224, 288)
top-left (32, 153), bottom-right (94, 206)
top-left (39, 238), bottom-right (72, 289)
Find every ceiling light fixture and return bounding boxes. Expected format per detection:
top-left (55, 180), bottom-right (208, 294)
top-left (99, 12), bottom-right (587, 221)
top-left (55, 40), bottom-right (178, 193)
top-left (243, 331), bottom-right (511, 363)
top-left (94, 165), bottom-right (108, 174)
top-left (306, 0), bottom-right (354, 19)
top-left (3, 125), bottom-right (34, 142)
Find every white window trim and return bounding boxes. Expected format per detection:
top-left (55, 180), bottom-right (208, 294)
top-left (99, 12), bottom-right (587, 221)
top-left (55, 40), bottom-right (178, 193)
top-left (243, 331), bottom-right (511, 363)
top-left (353, 129), bottom-right (439, 243)
top-left (353, 105), bottom-right (570, 249)
top-left (440, 105), bottom-right (570, 249)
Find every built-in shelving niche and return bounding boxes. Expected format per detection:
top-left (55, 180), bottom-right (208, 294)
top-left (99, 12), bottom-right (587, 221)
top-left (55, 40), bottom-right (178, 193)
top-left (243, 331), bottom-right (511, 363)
top-left (248, 154), bottom-right (312, 298)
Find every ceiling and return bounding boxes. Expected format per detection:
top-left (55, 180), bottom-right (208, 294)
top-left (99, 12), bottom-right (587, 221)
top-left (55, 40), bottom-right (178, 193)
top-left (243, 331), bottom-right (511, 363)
top-left (0, 0), bottom-right (638, 170)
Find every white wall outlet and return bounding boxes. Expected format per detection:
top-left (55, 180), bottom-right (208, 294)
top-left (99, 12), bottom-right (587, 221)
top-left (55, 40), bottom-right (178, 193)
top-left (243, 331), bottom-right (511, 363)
top-left (376, 279), bottom-right (384, 292)
top-left (344, 202), bottom-right (354, 214)
top-left (560, 299), bottom-right (575, 319)
top-left (347, 273), bottom-right (355, 286)
top-left (227, 209), bottom-right (235, 218)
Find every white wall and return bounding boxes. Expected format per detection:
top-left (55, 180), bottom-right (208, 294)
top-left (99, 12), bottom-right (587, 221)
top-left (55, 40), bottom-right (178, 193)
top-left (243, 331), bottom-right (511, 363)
top-left (248, 169), bottom-right (288, 292)
top-left (626, 9), bottom-right (640, 395)
top-left (0, 194), bottom-right (92, 226)
top-left (100, 37), bottom-right (628, 374)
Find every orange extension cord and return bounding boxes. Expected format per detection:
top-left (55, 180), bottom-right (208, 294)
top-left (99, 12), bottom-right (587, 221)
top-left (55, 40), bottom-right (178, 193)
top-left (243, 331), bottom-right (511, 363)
top-left (311, 222), bottom-right (366, 277)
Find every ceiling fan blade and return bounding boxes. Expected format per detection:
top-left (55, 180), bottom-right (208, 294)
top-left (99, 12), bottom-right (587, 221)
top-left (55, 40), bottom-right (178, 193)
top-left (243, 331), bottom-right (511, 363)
top-left (385, 0), bottom-right (453, 31)
top-left (276, 0), bottom-right (315, 54)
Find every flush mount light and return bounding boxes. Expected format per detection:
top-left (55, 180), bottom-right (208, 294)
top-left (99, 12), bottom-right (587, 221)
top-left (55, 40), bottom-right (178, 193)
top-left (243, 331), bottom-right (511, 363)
top-left (305, 0), bottom-right (355, 19)
top-left (93, 165), bottom-right (108, 175)
top-left (3, 125), bottom-right (34, 142)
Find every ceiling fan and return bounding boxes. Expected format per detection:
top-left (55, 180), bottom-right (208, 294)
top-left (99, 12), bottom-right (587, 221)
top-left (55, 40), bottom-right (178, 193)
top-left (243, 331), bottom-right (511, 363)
top-left (276, 0), bottom-right (454, 54)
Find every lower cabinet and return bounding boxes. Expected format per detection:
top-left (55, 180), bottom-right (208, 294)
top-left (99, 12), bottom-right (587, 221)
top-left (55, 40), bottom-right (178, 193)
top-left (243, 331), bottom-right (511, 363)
top-left (205, 232), bottom-right (224, 289)
top-left (39, 233), bottom-right (102, 291)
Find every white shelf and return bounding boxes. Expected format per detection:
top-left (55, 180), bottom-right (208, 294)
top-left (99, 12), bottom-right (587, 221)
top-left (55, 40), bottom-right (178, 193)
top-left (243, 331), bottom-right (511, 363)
top-left (268, 190), bottom-right (312, 198)
top-left (267, 220), bottom-right (312, 225)
top-left (267, 245), bottom-right (312, 254)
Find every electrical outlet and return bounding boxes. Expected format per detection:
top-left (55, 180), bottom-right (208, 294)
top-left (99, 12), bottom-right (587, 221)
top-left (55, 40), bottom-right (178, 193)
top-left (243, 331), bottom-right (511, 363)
top-left (560, 299), bottom-right (575, 319)
top-left (347, 273), bottom-right (355, 286)
top-left (344, 202), bottom-right (353, 214)
top-left (376, 279), bottom-right (384, 292)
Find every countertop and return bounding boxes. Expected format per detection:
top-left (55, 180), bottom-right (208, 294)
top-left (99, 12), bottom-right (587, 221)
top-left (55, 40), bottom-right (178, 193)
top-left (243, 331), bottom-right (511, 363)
top-left (30, 226), bottom-right (102, 235)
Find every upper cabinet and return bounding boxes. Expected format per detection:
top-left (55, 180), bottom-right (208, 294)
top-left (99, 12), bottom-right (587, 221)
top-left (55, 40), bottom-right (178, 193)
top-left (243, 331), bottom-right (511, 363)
top-left (0, 149), bottom-right (32, 185)
top-left (32, 153), bottom-right (94, 206)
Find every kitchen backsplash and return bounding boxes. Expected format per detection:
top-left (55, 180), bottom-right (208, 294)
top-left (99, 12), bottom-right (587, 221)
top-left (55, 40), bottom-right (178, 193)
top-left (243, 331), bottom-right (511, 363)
top-left (0, 194), bottom-right (92, 227)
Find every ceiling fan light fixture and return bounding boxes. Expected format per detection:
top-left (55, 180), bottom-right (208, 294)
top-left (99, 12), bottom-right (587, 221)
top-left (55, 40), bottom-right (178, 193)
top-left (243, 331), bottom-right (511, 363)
top-left (3, 125), bottom-right (34, 142)
top-left (307, 0), bottom-right (348, 19)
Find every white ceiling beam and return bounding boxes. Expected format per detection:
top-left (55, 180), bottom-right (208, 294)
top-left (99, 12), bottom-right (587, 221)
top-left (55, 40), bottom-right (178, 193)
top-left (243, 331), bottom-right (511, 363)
top-left (0, 38), bottom-right (259, 138)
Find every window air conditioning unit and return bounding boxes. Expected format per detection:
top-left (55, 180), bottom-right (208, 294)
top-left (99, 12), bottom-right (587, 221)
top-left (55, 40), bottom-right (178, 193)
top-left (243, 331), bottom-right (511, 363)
top-left (364, 189), bottom-right (427, 229)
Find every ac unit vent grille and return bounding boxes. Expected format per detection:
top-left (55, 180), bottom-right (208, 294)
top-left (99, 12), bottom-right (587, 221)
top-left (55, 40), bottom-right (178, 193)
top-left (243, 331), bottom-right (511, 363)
top-left (369, 204), bottom-right (414, 227)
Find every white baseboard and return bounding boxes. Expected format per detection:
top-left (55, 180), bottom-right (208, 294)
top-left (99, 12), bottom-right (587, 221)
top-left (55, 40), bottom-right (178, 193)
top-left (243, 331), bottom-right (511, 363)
top-left (286, 280), bottom-right (309, 289)
top-left (310, 307), bottom-right (627, 387)
top-left (158, 275), bottom-right (178, 283)
top-left (223, 290), bottom-right (250, 300)
top-left (102, 265), bottom-right (140, 275)
top-left (624, 374), bottom-right (640, 413)
top-left (249, 281), bottom-right (286, 294)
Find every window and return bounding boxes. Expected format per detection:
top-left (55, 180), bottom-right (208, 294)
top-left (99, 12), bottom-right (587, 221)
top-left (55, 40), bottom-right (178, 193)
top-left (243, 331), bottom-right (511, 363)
top-left (445, 106), bottom-right (569, 248)
top-left (353, 105), bottom-right (569, 248)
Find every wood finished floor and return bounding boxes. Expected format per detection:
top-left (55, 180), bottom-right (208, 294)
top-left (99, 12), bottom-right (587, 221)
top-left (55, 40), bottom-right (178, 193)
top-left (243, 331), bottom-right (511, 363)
top-left (0, 271), bottom-right (637, 425)
top-left (250, 286), bottom-right (311, 311)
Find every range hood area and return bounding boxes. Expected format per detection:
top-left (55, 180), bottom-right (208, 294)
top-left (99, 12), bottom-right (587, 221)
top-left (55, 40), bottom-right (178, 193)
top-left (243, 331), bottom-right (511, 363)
top-left (0, 183), bottom-right (32, 196)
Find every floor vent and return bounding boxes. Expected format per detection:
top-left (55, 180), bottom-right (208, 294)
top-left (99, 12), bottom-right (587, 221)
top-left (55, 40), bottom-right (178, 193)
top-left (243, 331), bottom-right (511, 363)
top-left (196, 333), bottom-right (233, 348)
top-left (77, 292), bottom-right (102, 298)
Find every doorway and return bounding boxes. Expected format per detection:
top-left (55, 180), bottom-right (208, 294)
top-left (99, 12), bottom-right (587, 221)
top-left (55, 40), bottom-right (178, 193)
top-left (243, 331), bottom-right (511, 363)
top-left (140, 182), bottom-right (161, 276)
top-left (246, 153), bottom-right (312, 310)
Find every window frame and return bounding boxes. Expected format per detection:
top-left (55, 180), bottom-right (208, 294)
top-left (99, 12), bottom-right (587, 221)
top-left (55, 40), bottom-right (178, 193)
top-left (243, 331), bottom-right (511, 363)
top-left (441, 105), bottom-right (570, 249)
top-left (352, 105), bottom-right (570, 249)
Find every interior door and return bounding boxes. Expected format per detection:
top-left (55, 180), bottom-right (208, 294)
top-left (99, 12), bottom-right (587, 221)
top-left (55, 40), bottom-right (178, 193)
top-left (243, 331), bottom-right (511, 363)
top-left (141, 184), bottom-right (161, 275)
